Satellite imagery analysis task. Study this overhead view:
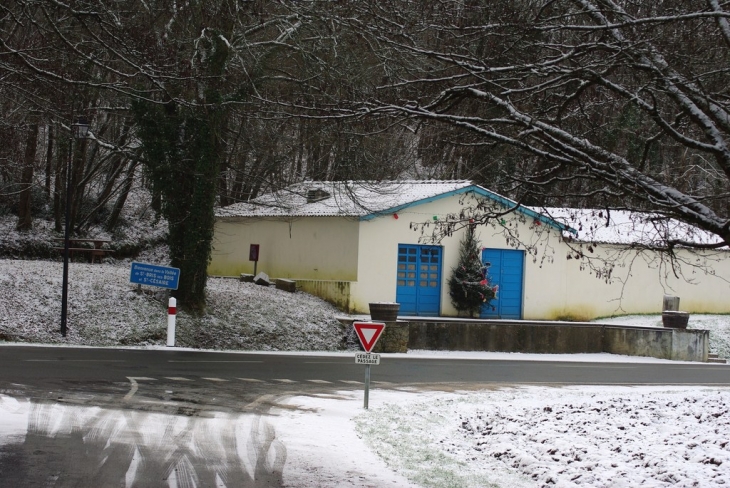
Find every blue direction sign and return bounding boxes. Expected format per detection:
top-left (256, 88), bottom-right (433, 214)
top-left (130, 262), bottom-right (180, 290)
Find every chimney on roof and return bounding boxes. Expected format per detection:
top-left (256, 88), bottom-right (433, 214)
top-left (306, 188), bottom-right (330, 203)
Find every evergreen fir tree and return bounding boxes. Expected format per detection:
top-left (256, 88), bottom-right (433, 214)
top-left (448, 226), bottom-right (496, 317)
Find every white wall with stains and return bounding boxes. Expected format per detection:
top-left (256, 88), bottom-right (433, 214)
top-left (211, 194), bottom-right (730, 320)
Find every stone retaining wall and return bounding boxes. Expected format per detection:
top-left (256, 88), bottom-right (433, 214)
top-left (407, 320), bottom-right (709, 362)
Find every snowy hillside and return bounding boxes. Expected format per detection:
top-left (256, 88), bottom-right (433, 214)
top-left (0, 259), bottom-right (347, 351)
top-left (1, 256), bottom-right (730, 356)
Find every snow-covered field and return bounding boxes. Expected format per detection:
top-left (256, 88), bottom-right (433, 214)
top-left (275, 385), bottom-right (730, 488)
top-left (0, 259), bottom-right (347, 351)
top-left (2, 257), bottom-right (730, 487)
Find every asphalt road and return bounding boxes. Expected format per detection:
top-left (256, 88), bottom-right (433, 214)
top-left (1, 345), bottom-right (729, 392)
top-left (0, 345), bottom-right (728, 488)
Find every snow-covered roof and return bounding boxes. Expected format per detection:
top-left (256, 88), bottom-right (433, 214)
top-left (217, 181), bottom-right (725, 247)
top-left (216, 180), bottom-right (474, 218)
top-left (216, 180), bottom-right (573, 233)
top-left (540, 207), bottom-right (727, 248)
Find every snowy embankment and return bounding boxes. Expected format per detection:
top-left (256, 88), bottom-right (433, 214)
top-left (330, 386), bottom-right (730, 488)
top-left (2, 258), bottom-right (729, 356)
top-left (0, 259), bottom-right (346, 351)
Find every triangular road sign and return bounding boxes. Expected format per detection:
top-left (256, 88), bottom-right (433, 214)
top-left (353, 322), bottom-right (386, 353)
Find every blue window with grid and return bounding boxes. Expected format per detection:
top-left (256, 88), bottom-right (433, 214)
top-left (396, 244), bottom-right (442, 316)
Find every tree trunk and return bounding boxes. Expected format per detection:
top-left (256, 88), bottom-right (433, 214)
top-left (68, 138), bottom-right (87, 233)
top-left (44, 124), bottom-right (53, 198)
top-left (218, 161), bottom-right (231, 207)
top-left (105, 160), bottom-right (138, 232)
top-left (78, 118), bottom-right (132, 230)
top-left (16, 124), bottom-right (39, 231)
top-left (133, 99), bottom-right (225, 311)
top-left (53, 136), bottom-right (65, 233)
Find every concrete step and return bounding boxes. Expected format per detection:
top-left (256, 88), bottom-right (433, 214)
top-left (708, 353), bottom-right (727, 364)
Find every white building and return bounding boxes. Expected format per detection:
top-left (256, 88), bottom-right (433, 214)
top-left (209, 180), bottom-right (730, 320)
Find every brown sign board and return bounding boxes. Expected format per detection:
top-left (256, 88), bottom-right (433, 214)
top-left (249, 244), bottom-right (260, 262)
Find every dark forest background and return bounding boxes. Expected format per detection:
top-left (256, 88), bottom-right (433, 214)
top-left (2, 0), bottom-right (729, 306)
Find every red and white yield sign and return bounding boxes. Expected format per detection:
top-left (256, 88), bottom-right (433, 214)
top-left (353, 322), bottom-right (386, 353)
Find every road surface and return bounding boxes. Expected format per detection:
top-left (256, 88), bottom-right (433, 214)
top-left (0, 345), bottom-right (728, 487)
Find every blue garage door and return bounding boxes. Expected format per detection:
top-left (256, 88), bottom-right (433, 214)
top-left (480, 249), bottom-right (525, 319)
top-left (396, 245), bottom-right (442, 316)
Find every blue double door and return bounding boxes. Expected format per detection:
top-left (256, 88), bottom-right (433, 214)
top-left (480, 249), bottom-right (525, 319)
top-left (396, 244), bottom-right (442, 316)
top-left (395, 245), bottom-right (523, 318)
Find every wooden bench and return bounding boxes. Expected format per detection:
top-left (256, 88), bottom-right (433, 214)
top-left (53, 238), bottom-right (114, 263)
top-left (54, 247), bottom-right (114, 263)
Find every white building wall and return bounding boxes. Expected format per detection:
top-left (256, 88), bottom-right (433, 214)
top-left (349, 194), bottom-right (567, 316)
top-left (350, 196), bottom-right (730, 319)
top-left (517, 228), bottom-right (571, 320)
top-left (559, 244), bottom-right (730, 318)
top-left (209, 217), bottom-right (360, 280)
top-left (211, 196), bottom-right (730, 319)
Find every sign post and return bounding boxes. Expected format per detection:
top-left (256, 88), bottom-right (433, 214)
top-left (353, 322), bottom-right (385, 409)
top-left (130, 262), bottom-right (181, 346)
top-left (167, 297), bottom-right (177, 347)
top-left (249, 244), bottom-right (260, 276)
top-left (365, 360), bottom-right (371, 409)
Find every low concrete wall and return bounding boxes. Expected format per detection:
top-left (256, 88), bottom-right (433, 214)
top-left (372, 320), bottom-right (409, 354)
top-left (602, 326), bottom-right (673, 360)
top-left (409, 321), bottom-right (603, 354)
top-left (669, 328), bottom-right (709, 362)
top-left (408, 319), bottom-right (710, 362)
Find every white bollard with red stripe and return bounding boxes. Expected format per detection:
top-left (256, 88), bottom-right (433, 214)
top-left (167, 297), bottom-right (177, 347)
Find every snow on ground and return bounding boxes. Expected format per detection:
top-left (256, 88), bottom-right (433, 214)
top-left (0, 259), bottom-right (346, 351)
top-left (2, 258), bottom-right (730, 487)
top-left (274, 385), bottom-right (730, 488)
top-left (1, 258), bottom-right (729, 356)
top-left (2, 385), bottom-right (728, 487)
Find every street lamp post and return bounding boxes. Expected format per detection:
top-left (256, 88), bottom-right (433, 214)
top-left (60, 117), bottom-right (89, 337)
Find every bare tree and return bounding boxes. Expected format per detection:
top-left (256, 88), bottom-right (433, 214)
top-left (1, 1), bottom-right (140, 237)
top-left (332, 0), bottom-right (730, 249)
